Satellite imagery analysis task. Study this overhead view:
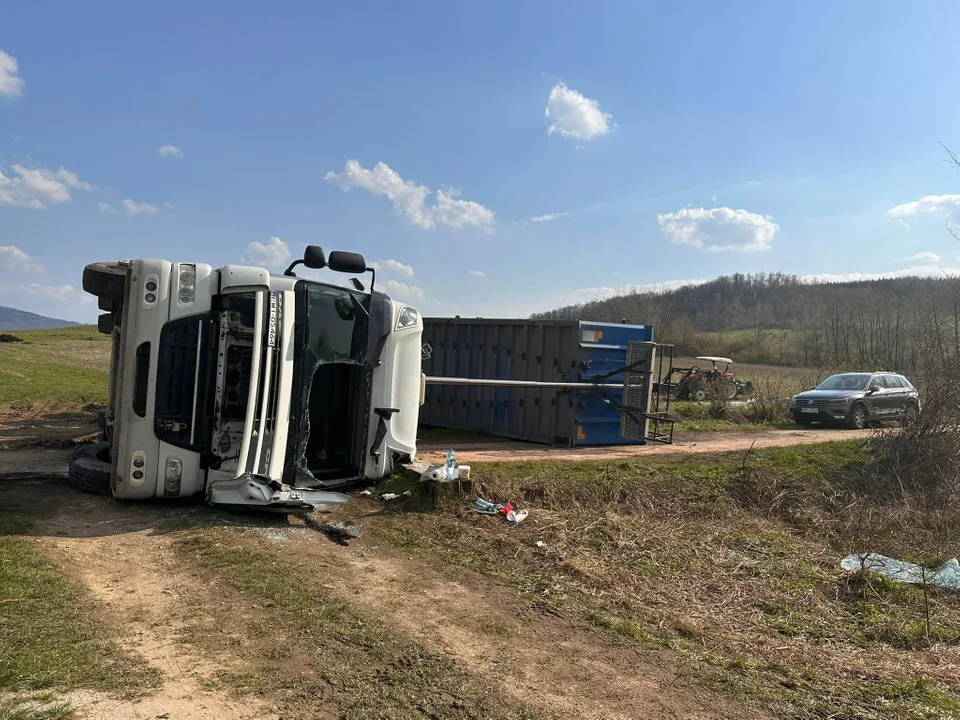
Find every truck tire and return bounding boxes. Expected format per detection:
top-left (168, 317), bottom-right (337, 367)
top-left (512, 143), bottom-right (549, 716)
top-left (68, 442), bottom-right (112, 496)
top-left (82, 262), bottom-right (127, 297)
top-left (97, 313), bottom-right (117, 335)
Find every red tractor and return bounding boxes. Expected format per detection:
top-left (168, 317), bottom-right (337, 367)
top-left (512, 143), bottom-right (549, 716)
top-left (666, 356), bottom-right (753, 401)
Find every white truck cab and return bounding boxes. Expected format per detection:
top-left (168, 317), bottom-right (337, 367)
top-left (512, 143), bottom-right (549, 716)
top-left (73, 246), bottom-right (424, 511)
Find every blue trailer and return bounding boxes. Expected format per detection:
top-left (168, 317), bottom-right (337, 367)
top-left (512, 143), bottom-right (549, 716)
top-left (420, 318), bottom-right (670, 446)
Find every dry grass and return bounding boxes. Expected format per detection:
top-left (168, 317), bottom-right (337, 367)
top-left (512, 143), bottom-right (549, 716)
top-left (377, 443), bottom-right (960, 718)
top-left (172, 530), bottom-right (549, 720)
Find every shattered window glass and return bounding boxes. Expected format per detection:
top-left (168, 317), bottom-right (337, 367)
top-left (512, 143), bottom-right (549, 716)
top-left (302, 283), bottom-right (370, 364)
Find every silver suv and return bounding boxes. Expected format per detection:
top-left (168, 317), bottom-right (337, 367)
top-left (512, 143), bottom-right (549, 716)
top-left (790, 372), bottom-right (919, 429)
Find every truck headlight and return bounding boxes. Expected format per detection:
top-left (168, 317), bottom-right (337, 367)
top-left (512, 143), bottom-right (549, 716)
top-left (178, 264), bottom-right (196, 305)
top-left (396, 306), bottom-right (420, 330)
top-left (164, 457), bottom-right (183, 495)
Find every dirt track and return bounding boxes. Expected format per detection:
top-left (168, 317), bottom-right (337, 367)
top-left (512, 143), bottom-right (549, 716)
top-left (1, 446), bottom-right (754, 720)
top-left (418, 427), bottom-right (871, 463)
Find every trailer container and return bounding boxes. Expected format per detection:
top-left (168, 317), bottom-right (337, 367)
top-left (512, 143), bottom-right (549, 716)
top-left (420, 318), bottom-right (654, 446)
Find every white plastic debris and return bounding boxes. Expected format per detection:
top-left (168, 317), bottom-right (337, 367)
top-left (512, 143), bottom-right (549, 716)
top-left (402, 490), bottom-right (412, 497)
top-left (381, 493), bottom-right (400, 501)
top-left (359, 490), bottom-right (373, 496)
top-left (535, 540), bottom-right (547, 548)
top-left (507, 508), bottom-right (529, 525)
top-left (841, 553), bottom-right (960, 591)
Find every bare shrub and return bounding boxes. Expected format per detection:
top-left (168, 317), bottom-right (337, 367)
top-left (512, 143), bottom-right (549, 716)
top-left (743, 375), bottom-right (791, 425)
top-left (867, 349), bottom-right (960, 503)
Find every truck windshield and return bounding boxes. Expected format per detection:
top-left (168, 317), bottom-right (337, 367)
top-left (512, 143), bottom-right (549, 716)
top-left (300, 283), bottom-right (370, 363)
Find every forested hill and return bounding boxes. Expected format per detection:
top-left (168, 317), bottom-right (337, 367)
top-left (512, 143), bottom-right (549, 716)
top-left (534, 273), bottom-right (960, 371)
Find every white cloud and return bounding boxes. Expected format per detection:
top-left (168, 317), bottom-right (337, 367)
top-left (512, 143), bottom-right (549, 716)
top-left (98, 202), bottom-right (118, 214)
top-left (887, 194), bottom-right (960, 218)
top-left (0, 50), bottom-right (24, 96)
top-left (469, 270), bottom-right (486, 277)
top-left (158, 145), bottom-right (182, 158)
top-left (371, 259), bottom-right (414, 278)
top-left (8, 283), bottom-right (75, 300)
top-left (657, 206), bottom-right (778, 252)
top-left (122, 199), bottom-right (158, 216)
top-left (800, 259), bottom-right (960, 284)
top-left (531, 212), bottom-right (570, 223)
top-left (325, 160), bottom-right (494, 230)
top-left (905, 251), bottom-right (940, 264)
top-left (242, 237), bottom-right (290, 271)
top-left (0, 245), bottom-right (44, 274)
top-left (163, 201), bottom-right (178, 209)
top-left (0, 165), bottom-right (94, 209)
top-left (544, 82), bottom-right (613, 141)
top-left (380, 279), bottom-right (425, 302)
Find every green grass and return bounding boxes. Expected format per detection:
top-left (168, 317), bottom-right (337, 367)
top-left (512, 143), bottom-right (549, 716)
top-left (0, 326), bottom-right (110, 408)
top-left (0, 513), bottom-right (157, 709)
top-left (371, 441), bottom-right (960, 719)
top-left (173, 531), bottom-right (548, 720)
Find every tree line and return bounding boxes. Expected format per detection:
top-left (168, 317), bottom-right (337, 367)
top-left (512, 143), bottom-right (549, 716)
top-left (534, 273), bottom-right (960, 374)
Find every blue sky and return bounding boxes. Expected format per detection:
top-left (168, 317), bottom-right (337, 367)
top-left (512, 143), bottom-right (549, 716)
top-left (3, 1), bottom-right (960, 322)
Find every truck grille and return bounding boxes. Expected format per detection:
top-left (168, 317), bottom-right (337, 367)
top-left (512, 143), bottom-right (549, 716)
top-left (155, 315), bottom-right (214, 450)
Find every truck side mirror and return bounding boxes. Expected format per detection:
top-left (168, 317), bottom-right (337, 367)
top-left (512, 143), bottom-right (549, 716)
top-left (303, 245), bottom-right (327, 269)
top-left (284, 245), bottom-right (326, 277)
top-left (327, 251), bottom-right (367, 274)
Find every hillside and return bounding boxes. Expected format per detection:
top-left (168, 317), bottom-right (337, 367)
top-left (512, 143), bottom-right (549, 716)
top-left (535, 273), bottom-right (960, 372)
top-left (0, 305), bottom-right (78, 331)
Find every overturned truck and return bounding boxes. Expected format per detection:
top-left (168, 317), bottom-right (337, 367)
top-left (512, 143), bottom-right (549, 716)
top-left (72, 245), bottom-right (424, 511)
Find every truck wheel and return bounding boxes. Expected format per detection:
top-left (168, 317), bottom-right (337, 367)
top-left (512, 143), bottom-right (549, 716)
top-left (97, 312), bottom-right (117, 335)
top-left (83, 262), bottom-right (127, 296)
top-left (68, 441), bottom-right (113, 496)
top-left (848, 404), bottom-right (869, 430)
top-left (692, 389), bottom-right (707, 402)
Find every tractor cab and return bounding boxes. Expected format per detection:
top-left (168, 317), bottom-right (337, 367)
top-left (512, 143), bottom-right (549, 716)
top-left (696, 355), bottom-right (733, 381)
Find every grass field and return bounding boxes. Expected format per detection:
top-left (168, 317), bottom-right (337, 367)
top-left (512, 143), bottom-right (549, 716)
top-left (374, 442), bottom-right (960, 719)
top-left (0, 513), bottom-right (157, 719)
top-left (0, 326), bottom-right (110, 410)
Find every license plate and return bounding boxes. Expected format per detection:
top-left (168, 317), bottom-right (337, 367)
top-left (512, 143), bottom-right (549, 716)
top-left (801, 407), bottom-right (819, 414)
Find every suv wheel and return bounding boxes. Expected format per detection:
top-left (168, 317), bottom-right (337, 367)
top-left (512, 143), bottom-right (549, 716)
top-left (902, 402), bottom-right (919, 426)
top-left (848, 404), bottom-right (869, 430)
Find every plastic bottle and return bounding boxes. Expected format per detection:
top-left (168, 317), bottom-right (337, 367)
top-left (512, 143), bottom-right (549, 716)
top-left (444, 449), bottom-right (457, 480)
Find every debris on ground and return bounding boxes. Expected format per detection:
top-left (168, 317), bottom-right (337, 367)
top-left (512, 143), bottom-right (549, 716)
top-left (316, 520), bottom-right (363, 546)
top-left (359, 489), bottom-right (373, 496)
top-left (535, 540), bottom-right (547, 548)
top-left (472, 497), bottom-right (530, 526)
top-left (841, 553), bottom-right (960, 590)
top-left (0, 333), bottom-right (23, 343)
top-left (420, 448), bottom-right (471, 482)
top-left (381, 493), bottom-right (400, 501)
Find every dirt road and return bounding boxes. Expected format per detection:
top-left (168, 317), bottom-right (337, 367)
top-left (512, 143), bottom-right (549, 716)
top-left (1, 446), bottom-right (757, 720)
top-left (418, 426), bottom-right (870, 463)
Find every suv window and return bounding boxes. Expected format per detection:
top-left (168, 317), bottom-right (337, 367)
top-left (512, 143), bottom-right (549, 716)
top-left (898, 376), bottom-right (914, 389)
top-left (879, 375), bottom-right (901, 389)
